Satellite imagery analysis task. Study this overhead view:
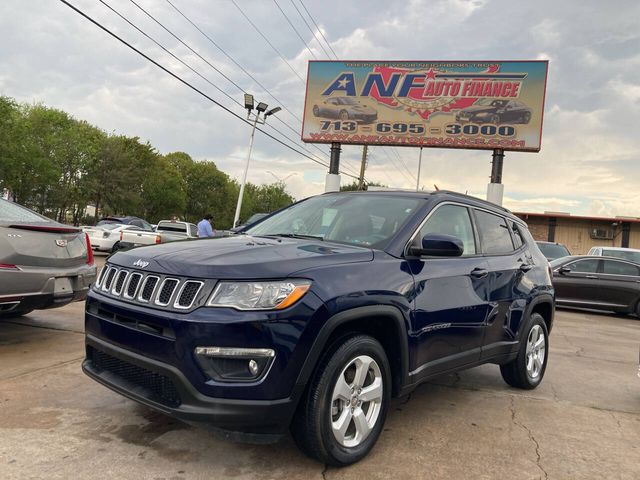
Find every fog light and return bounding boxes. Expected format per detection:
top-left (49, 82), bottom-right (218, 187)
top-left (248, 359), bottom-right (259, 376)
top-left (194, 347), bottom-right (275, 382)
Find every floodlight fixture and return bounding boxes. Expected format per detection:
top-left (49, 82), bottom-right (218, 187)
top-left (256, 102), bottom-right (268, 113)
top-left (244, 94), bottom-right (255, 110)
top-left (265, 106), bottom-right (282, 117)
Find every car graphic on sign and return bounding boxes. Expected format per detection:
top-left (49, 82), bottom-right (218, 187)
top-left (455, 99), bottom-right (532, 125)
top-left (313, 97), bottom-right (378, 123)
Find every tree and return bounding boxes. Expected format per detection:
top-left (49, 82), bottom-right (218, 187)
top-left (340, 181), bottom-right (387, 191)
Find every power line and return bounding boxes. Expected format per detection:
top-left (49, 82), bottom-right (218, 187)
top-left (389, 146), bottom-right (418, 181)
top-left (128, 0), bottom-right (246, 93)
top-left (288, 0), bottom-right (332, 59)
top-left (57, 0), bottom-right (361, 180)
top-left (100, 0), bottom-right (332, 171)
top-left (273, 0), bottom-right (316, 60)
top-left (163, 0), bottom-right (333, 163)
top-left (99, 0), bottom-right (240, 108)
top-left (231, 0), bottom-right (306, 84)
top-left (298, 0), bottom-right (339, 59)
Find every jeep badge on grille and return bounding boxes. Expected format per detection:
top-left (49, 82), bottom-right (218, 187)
top-left (133, 259), bottom-right (150, 268)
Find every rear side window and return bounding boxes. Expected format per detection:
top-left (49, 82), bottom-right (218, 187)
top-left (602, 260), bottom-right (640, 276)
top-left (474, 210), bottom-right (514, 254)
top-left (418, 204), bottom-right (476, 256)
top-left (509, 221), bottom-right (524, 249)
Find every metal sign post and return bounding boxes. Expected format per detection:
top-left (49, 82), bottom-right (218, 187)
top-left (486, 148), bottom-right (505, 205)
top-left (416, 147), bottom-right (423, 191)
top-left (325, 142), bottom-right (341, 192)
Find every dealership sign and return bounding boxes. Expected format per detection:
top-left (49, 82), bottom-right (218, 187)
top-left (302, 61), bottom-right (548, 152)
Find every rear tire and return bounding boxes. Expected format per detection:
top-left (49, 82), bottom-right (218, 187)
top-left (500, 313), bottom-right (548, 389)
top-left (291, 334), bottom-right (391, 466)
top-left (111, 241), bottom-right (121, 253)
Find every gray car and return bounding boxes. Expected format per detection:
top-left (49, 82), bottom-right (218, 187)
top-left (0, 198), bottom-right (97, 318)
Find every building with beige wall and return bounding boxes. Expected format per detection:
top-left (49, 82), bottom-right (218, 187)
top-left (514, 212), bottom-right (640, 255)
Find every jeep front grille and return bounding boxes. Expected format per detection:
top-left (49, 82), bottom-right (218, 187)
top-left (125, 273), bottom-right (143, 299)
top-left (112, 270), bottom-right (128, 296)
top-left (156, 278), bottom-right (179, 306)
top-left (103, 267), bottom-right (117, 291)
top-left (95, 266), bottom-right (210, 311)
top-left (139, 276), bottom-right (159, 302)
top-left (175, 281), bottom-right (203, 309)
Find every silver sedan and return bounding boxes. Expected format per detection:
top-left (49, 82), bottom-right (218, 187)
top-left (0, 198), bottom-right (97, 318)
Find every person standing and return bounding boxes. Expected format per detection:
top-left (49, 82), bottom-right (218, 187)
top-left (197, 214), bottom-right (215, 238)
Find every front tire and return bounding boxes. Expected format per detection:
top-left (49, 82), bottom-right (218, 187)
top-left (500, 313), bottom-right (548, 389)
top-left (291, 334), bottom-right (391, 466)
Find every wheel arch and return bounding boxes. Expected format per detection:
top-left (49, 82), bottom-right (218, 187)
top-left (527, 294), bottom-right (555, 334)
top-left (295, 305), bottom-right (410, 397)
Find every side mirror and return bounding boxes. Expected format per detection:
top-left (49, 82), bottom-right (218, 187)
top-left (558, 266), bottom-right (572, 274)
top-left (409, 233), bottom-right (464, 257)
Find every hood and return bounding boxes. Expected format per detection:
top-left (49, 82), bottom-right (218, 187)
top-left (108, 235), bottom-right (374, 279)
top-left (460, 105), bottom-right (496, 114)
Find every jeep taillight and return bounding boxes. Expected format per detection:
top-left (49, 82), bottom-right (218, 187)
top-left (155, 235), bottom-right (161, 244)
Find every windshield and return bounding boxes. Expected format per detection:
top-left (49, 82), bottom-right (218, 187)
top-left (338, 97), bottom-right (358, 105)
top-left (474, 99), bottom-right (506, 107)
top-left (537, 242), bottom-right (570, 260)
top-left (602, 249), bottom-right (640, 263)
top-left (245, 194), bottom-right (422, 248)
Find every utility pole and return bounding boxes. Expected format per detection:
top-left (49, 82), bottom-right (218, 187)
top-left (358, 145), bottom-right (368, 190)
top-left (416, 147), bottom-right (423, 191)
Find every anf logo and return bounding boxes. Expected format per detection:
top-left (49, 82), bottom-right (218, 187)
top-left (133, 259), bottom-right (149, 268)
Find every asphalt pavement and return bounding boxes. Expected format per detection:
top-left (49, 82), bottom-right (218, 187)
top-left (1, 254), bottom-right (639, 479)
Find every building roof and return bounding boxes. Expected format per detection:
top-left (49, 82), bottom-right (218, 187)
top-left (514, 211), bottom-right (640, 224)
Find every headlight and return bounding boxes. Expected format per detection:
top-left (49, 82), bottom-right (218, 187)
top-left (208, 280), bottom-right (311, 310)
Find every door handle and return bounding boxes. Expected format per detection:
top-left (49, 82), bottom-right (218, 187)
top-left (470, 268), bottom-right (488, 279)
top-left (519, 264), bottom-right (533, 272)
top-left (585, 275), bottom-right (598, 279)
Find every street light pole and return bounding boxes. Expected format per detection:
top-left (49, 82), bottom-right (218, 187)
top-left (232, 95), bottom-right (281, 228)
top-left (233, 114), bottom-right (259, 228)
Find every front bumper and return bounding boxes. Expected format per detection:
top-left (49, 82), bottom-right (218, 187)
top-left (83, 289), bottom-right (326, 435)
top-left (83, 334), bottom-right (301, 436)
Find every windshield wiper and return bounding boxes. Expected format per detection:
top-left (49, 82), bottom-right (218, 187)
top-left (268, 233), bottom-right (324, 241)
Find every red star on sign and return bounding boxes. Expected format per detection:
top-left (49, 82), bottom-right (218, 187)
top-left (425, 68), bottom-right (437, 80)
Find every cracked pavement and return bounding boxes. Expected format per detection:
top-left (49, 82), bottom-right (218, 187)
top-left (1, 257), bottom-right (639, 479)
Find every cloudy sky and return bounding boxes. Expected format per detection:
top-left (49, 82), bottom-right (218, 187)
top-left (1, 0), bottom-right (639, 216)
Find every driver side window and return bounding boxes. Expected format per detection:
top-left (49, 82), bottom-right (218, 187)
top-left (418, 204), bottom-right (476, 256)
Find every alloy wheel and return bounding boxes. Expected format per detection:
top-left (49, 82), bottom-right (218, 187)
top-left (525, 324), bottom-right (546, 379)
top-left (330, 355), bottom-right (383, 448)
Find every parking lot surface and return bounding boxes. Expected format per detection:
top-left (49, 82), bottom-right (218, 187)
top-left (1, 257), bottom-right (639, 479)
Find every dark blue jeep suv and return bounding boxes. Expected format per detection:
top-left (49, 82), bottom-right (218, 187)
top-left (83, 190), bottom-right (554, 465)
